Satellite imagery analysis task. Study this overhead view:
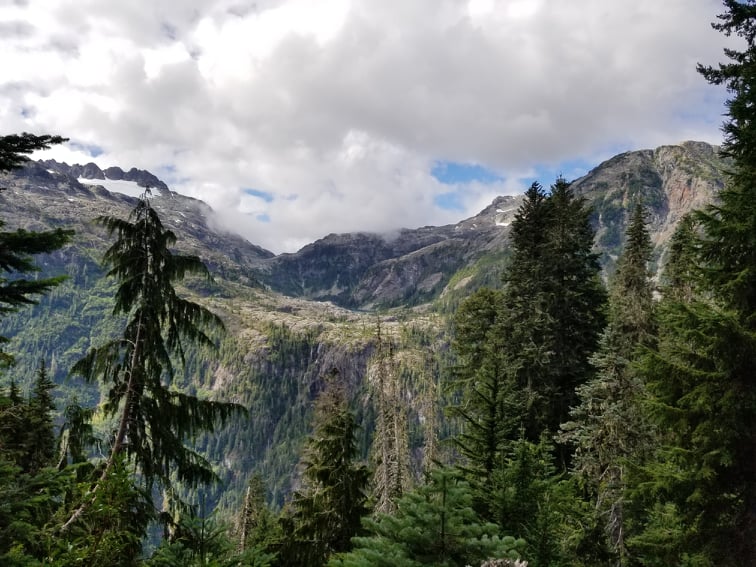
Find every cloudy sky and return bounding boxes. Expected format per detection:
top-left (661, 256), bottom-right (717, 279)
top-left (1, 0), bottom-right (733, 253)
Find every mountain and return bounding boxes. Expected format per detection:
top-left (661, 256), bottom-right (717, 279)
top-left (257, 195), bottom-right (519, 309)
top-left (0, 140), bottom-right (728, 512)
top-left (254, 140), bottom-right (726, 309)
top-left (2, 160), bottom-right (273, 283)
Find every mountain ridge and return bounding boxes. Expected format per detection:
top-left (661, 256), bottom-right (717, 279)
top-left (2, 139), bottom-right (727, 310)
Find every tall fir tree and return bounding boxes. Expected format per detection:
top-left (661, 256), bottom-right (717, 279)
top-left (560, 204), bottom-right (656, 565)
top-left (450, 179), bottom-right (605, 523)
top-left (497, 179), bottom-right (606, 447)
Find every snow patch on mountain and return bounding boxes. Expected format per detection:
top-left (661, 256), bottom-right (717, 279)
top-left (78, 178), bottom-right (163, 198)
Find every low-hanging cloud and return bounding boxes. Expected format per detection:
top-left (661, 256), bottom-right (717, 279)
top-left (1, 0), bottom-right (730, 253)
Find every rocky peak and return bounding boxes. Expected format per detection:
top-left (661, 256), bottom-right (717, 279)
top-left (39, 159), bottom-right (170, 192)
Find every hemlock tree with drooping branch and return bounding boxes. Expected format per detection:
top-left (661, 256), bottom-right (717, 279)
top-left (0, 133), bottom-right (73, 361)
top-left (62, 193), bottom-right (242, 531)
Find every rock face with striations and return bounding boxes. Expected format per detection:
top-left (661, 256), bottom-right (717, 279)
top-left (571, 140), bottom-right (726, 273)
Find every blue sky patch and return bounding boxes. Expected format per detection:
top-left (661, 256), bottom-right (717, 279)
top-left (256, 213), bottom-right (271, 223)
top-left (243, 188), bottom-right (274, 202)
top-left (431, 161), bottom-right (503, 185)
top-left (434, 191), bottom-right (466, 211)
top-left (69, 141), bottom-right (104, 157)
top-left (531, 157), bottom-right (598, 190)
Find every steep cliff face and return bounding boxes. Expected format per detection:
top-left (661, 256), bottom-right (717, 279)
top-left (572, 140), bottom-right (726, 273)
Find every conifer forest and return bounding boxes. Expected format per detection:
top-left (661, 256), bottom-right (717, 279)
top-left (2, 2), bottom-right (756, 565)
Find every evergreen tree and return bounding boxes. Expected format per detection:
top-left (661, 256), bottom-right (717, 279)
top-left (560, 204), bottom-right (656, 565)
top-left (497, 179), bottom-right (606, 447)
top-left (0, 133), bottom-right (73, 359)
top-left (62, 194), bottom-right (242, 531)
top-left (631, 4), bottom-right (756, 562)
top-left (491, 436), bottom-right (593, 567)
top-left (281, 370), bottom-right (370, 566)
top-left (23, 359), bottom-right (57, 474)
top-left (330, 468), bottom-right (526, 567)
top-left (448, 287), bottom-right (515, 507)
top-left (450, 179), bottom-right (605, 524)
top-left (238, 473), bottom-right (281, 555)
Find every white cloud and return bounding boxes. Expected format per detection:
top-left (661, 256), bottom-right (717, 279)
top-left (1, 0), bottom-right (731, 252)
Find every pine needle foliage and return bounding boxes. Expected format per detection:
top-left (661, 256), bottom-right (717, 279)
top-left (560, 204), bottom-right (656, 565)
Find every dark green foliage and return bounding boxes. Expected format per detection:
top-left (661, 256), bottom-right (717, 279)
top-left (490, 437), bottom-right (602, 567)
top-left (23, 360), bottom-right (57, 474)
top-left (75, 197), bottom-right (238, 485)
top-left (0, 362), bottom-right (57, 474)
top-left (237, 473), bottom-right (282, 556)
top-left (498, 179), bottom-right (606, 445)
top-left (53, 455), bottom-right (152, 566)
top-left (64, 196), bottom-right (243, 531)
top-left (660, 214), bottom-right (699, 302)
top-left (279, 371), bottom-right (370, 566)
top-left (0, 133), bottom-right (73, 357)
top-left (630, 4), bottom-right (756, 563)
top-left (0, 133), bottom-right (67, 177)
top-left (560, 204), bottom-right (656, 564)
top-left (330, 468), bottom-right (526, 567)
top-left (448, 287), bottom-right (515, 504)
top-left (450, 178), bottom-right (606, 519)
top-left (148, 509), bottom-right (276, 567)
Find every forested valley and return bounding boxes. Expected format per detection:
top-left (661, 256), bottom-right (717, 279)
top-left (2, 2), bottom-right (756, 565)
